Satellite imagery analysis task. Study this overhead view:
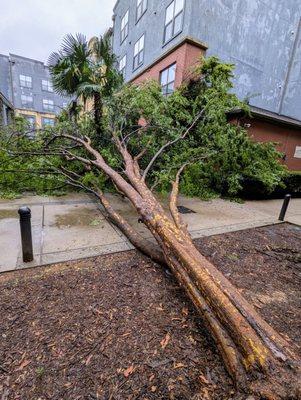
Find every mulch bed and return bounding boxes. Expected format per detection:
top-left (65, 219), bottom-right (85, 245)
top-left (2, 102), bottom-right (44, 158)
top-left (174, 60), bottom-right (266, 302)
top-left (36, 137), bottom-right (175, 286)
top-left (0, 223), bottom-right (300, 399)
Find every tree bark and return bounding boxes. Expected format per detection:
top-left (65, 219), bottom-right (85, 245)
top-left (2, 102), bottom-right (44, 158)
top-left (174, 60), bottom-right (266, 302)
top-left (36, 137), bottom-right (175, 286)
top-left (53, 133), bottom-right (301, 399)
top-left (94, 91), bottom-right (102, 137)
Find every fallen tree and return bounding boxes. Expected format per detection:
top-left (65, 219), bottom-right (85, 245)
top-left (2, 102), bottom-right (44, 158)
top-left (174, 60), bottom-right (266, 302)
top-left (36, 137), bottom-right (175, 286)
top-left (3, 58), bottom-right (299, 398)
top-left (41, 130), bottom-right (299, 399)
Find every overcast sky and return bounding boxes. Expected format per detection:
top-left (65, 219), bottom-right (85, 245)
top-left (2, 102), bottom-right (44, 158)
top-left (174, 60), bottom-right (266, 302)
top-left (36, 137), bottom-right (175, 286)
top-left (0, 0), bottom-right (116, 63)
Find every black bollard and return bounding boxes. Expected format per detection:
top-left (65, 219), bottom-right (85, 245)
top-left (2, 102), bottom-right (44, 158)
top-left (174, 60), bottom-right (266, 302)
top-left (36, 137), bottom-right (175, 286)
top-left (278, 194), bottom-right (291, 221)
top-left (18, 206), bottom-right (33, 262)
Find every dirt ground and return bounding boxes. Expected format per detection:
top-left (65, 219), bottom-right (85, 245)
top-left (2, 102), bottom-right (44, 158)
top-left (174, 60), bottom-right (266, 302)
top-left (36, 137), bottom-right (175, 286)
top-left (0, 223), bottom-right (300, 399)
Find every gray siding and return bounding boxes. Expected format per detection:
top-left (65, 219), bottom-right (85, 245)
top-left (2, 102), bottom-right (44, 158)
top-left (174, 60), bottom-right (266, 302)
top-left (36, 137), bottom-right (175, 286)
top-left (112, 0), bottom-right (190, 80)
top-left (112, 0), bottom-right (301, 121)
top-left (0, 54), bottom-right (71, 115)
top-left (0, 54), bottom-right (12, 101)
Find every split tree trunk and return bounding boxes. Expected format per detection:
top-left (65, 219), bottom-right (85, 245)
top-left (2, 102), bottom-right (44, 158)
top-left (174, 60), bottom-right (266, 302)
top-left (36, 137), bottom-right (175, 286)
top-left (57, 134), bottom-right (301, 399)
top-left (94, 178), bottom-right (300, 399)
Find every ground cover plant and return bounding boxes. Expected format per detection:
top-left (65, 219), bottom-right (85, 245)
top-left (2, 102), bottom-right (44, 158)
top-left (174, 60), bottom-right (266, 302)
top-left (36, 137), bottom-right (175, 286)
top-left (1, 41), bottom-right (298, 398)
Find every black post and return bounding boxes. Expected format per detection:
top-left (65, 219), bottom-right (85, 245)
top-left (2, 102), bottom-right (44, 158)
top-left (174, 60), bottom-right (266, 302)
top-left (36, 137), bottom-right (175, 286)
top-left (278, 194), bottom-right (291, 221)
top-left (18, 206), bottom-right (33, 262)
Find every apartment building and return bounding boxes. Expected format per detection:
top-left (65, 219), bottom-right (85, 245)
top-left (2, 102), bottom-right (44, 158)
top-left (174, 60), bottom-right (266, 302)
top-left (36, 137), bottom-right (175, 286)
top-left (0, 53), bottom-right (70, 128)
top-left (112, 0), bottom-right (301, 170)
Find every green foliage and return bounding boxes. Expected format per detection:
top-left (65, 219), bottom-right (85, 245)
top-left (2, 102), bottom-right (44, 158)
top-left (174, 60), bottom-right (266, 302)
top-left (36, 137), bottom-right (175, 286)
top-left (48, 32), bottom-right (123, 106)
top-left (173, 57), bottom-right (286, 197)
top-left (98, 56), bottom-right (287, 199)
top-left (0, 117), bottom-right (67, 198)
top-left (1, 56), bottom-right (287, 200)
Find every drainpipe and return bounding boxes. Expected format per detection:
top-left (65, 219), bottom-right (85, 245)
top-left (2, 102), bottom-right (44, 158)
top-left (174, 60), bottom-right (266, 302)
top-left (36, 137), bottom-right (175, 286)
top-left (278, 18), bottom-right (301, 115)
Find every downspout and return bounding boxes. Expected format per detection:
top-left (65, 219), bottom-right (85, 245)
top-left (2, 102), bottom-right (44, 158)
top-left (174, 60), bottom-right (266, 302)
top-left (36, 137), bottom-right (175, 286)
top-left (278, 18), bottom-right (301, 115)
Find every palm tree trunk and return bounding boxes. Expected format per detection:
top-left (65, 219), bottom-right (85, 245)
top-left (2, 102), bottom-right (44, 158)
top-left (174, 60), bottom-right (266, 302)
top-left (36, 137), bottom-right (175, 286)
top-left (94, 92), bottom-right (102, 136)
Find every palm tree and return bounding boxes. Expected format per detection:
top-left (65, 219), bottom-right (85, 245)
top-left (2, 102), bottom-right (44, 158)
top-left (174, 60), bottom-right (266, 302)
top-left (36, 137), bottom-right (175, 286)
top-left (48, 32), bottom-right (122, 134)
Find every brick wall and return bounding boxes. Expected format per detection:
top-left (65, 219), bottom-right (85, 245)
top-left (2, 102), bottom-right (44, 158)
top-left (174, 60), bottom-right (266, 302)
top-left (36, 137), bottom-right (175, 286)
top-left (132, 42), bottom-right (205, 87)
top-left (231, 116), bottom-right (301, 171)
top-left (246, 119), bottom-right (301, 171)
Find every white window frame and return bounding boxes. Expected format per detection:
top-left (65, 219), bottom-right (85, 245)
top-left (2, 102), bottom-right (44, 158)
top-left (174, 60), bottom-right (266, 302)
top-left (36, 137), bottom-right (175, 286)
top-left (43, 99), bottom-right (54, 112)
top-left (119, 54), bottom-right (127, 78)
top-left (164, 0), bottom-right (185, 44)
top-left (19, 74), bottom-right (32, 88)
top-left (160, 63), bottom-right (176, 96)
top-left (136, 0), bottom-right (147, 22)
top-left (120, 10), bottom-right (129, 43)
top-left (42, 79), bottom-right (53, 92)
top-left (133, 34), bottom-right (145, 70)
top-left (21, 94), bottom-right (33, 108)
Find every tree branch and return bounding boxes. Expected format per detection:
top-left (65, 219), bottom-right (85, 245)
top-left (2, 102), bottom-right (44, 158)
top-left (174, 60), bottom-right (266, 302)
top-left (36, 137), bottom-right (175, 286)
top-left (169, 163), bottom-right (190, 234)
top-left (142, 110), bottom-right (204, 180)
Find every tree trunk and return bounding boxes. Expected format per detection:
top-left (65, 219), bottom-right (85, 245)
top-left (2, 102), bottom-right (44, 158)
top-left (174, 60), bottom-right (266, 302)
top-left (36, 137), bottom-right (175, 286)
top-left (94, 92), bottom-right (102, 137)
top-left (55, 134), bottom-right (301, 399)
top-left (92, 175), bottom-right (300, 398)
top-left (122, 193), bottom-right (300, 398)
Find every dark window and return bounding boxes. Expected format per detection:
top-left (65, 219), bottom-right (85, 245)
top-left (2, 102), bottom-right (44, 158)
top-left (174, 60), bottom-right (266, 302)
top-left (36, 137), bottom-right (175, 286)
top-left (136, 0), bottom-right (147, 22)
top-left (119, 54), bottom-right (127, 78)
top-left (121, 10), bottom-right (129, 43)
top-left (133, 34), bottom-right (145, 70)
top-left (21, 94), bottom-right (33, 108)
top-left (43, 99), bottom-right (54, 111)
top-left (160, 63), bottom-right (176, 96)
top-left (164, 0), bottom-right (184, 44)
top-left (42, 79), bottom-right (53, 92)
top-left (19, 74), bottom-right (32, 88)
top-left (42, 117), bottom-right (55, 127)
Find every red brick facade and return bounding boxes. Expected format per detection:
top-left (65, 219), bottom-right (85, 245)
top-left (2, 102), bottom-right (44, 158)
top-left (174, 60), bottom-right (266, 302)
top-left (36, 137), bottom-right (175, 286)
top-left (243, 118), bottom-right (301, 171)
top-left (132, 38), bottom-right (207, 88)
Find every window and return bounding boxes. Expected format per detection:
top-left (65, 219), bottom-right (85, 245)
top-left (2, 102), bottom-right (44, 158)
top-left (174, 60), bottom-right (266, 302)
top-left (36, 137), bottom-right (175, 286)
top-left (136, 0), bottom-right (147, 22)
top-left (19, 74), bottom-right (32, 88)
top-left (133, 34), bottom-right (145, 70)
top-left (164, 0), bottom-right (184, 44)
top-left (119, 54), bottom-right (127, 78)
top-left (42, 117), bottom-right (55, 127)
top-left (42, 79), bottom-right (53, 92)
top-left (21, 115), bottom-right (36, 128)
top-left (120, 10), bottom-right (129, 43)
top-left (43, 99), bottom-right (54, 111)
top-left (160, 63), bottom-right (176, 96)
top-left (21, 95), bottom-right (33, 108)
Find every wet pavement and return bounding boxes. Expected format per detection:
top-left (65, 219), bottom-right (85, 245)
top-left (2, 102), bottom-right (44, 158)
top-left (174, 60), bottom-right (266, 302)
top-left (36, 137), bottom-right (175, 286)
top-left (0, 193), bottom-right (300, 273)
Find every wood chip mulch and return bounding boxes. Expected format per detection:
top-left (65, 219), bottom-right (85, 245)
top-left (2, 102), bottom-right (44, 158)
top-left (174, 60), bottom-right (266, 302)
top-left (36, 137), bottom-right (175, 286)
top-left (0, 223), bottom-right (300, 399)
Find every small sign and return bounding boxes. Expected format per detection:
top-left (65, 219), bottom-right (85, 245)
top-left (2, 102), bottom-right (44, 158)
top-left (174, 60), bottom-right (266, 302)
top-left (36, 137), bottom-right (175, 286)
top-left (294, 146), bottom-right (301, 158)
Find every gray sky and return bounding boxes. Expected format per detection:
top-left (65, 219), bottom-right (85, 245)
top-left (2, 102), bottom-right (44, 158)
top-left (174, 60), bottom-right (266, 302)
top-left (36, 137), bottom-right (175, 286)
top-left (0, 0), bottom-right (116, 63)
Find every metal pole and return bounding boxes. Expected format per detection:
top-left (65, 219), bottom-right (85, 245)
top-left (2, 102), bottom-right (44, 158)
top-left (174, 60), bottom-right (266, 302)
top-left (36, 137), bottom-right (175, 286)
top-left (278, 194), bottom-right (291, 221)
top-left (18, 206), bottom-right (33, 262)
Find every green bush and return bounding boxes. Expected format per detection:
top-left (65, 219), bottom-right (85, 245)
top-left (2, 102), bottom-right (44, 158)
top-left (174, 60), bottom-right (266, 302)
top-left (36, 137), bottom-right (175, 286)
top-left (239, 171), bottom-right (301, 199)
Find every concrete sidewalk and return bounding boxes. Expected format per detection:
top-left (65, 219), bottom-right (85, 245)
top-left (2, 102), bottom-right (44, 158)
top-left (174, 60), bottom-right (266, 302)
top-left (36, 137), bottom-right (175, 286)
top-left (0, 193), bottom-right (300, 273)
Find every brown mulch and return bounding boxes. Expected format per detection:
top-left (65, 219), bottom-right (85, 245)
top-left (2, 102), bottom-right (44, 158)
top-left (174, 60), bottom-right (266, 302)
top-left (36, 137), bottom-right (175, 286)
top-left (0, 223), bottom-right (300, 399)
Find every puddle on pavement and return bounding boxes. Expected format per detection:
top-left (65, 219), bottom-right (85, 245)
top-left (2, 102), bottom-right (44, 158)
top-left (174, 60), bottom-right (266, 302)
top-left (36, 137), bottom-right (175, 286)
top-left (54, 207), bottom-right (104, 228)
top-left (0, 210), bottom-right (17, 220)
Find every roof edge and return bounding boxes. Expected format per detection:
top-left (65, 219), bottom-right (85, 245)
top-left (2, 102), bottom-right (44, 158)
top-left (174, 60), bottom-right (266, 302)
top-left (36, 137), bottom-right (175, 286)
top-left (113, 0), bottom-right (120, 12)
top-left (228, 106), bottom-right (301, 129)
top-left (9, 53), bottom-right (46, 66)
